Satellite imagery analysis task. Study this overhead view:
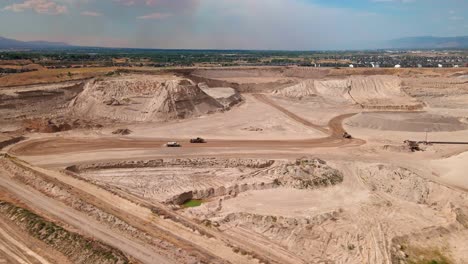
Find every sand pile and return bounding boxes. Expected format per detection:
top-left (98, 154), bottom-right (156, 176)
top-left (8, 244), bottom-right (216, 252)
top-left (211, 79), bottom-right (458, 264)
top-left (358, 164), bottom-right (430, 203)
top-left (272, 79), bottom-right (352, 102)
top-left (70, 75), bottom-right (224, 122)
top-left (271, 157), bottom-right (343, 189)
top-left (314, 79), bottom-right (352, 102)
top-left (272, 80), bottom-right (316, 98)
top-left (346, 112), bottom-right (468, 132)
top-left (198, 83), bottom-right (243, 108)
top-left (403, 77), bottom-right (468, 109)
top-left (349, 75), bottom-right (423, 109)
top-left (272, 76), bottom-right (422, 109)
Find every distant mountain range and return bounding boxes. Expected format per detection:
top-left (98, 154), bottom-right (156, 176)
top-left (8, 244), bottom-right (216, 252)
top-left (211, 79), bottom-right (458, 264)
top-left (0, 36), bottom-right (70, 49)
top-left (1, 35), bottom-right (468, 51)
top-left (388, 36), bottom-right (468, 49)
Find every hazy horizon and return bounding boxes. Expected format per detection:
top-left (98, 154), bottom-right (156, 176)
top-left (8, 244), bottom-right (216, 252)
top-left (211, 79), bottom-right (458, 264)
top-left (1, 0), bottom-right (467, 50)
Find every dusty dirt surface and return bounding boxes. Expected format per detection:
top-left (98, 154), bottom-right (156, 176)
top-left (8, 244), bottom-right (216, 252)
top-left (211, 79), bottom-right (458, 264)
top-left (0, 216), bottom-right (69, 264)
top-left (70, 75), bottom-right (226, 122)
top-left (0, 67), bottom-right (116, 87)
top-left (1, 66), bottom-right (468, 264)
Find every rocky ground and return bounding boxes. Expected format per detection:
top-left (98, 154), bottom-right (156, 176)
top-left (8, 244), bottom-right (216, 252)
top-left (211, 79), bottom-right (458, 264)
top-left (1, 67), bottom-right (468, 263)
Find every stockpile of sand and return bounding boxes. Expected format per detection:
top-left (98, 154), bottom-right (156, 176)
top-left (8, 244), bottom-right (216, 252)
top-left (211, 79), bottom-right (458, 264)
top-left (70, 75), bottom-right (224, 122)
top-left (314, 79), bottom-right (352, 102)
top-left (349, 75), bottom-right (423, 110)
top-left (272, 76), bottom-right (422, 109)
top-left (272, 79), bottom-right (351, 102)
top-left (198, 83), bottom-right (243, 108)
top-left (346, 112), bottom-right (468, 132)
top-left (271, 157), bottom-right (343, 189)
top-left (272, 80), bottom-right (316, 98)
top-left (403, 77), bottom-right (468, 109)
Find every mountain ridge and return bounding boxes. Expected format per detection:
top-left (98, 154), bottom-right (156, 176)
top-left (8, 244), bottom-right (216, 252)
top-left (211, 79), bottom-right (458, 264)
top-left (0, 36), bottom-right (70, 49)
top-left (388, 36), bottom-right (468, 49)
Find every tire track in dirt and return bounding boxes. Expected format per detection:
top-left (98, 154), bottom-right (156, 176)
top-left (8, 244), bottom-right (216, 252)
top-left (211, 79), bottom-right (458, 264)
top-left (9, 95), bottom-right (365, 157)
top-left (5, 158), bottom-right (298, 264)
top-left (0, 219), bottom-right (52, 264)
top-left (0, 169), bottom-right (173, 264)
top-left (251, 93), bottom-right (331, 134)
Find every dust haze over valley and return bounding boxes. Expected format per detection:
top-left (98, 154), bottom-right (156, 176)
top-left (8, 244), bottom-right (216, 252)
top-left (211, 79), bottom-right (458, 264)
top-left (1, 0), bottom-right (468, 263)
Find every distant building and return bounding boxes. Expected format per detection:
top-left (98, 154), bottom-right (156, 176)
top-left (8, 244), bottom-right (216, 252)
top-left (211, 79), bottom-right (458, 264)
top-left (394, 64), bottom-right (401, 68)
top-left (349, 64), bottom-right (354, 68)
top-left (417, 64), bottom-right (422, 68)
top-left (453, 65), bottom-right (459, 68)
top-left (438, 64), bottom-right (443, 68)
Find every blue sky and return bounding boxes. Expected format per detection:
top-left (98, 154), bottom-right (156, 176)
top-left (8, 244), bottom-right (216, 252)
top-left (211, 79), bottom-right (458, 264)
top-left (1, 0), bottom-right (467, 50)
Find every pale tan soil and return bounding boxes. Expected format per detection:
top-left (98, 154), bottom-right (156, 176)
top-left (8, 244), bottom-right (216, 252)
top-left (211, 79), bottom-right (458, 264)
top-left (79, 166), bottom-right (259, 203)
top-left (347, 112), bottom-right (468, 132)
top-left (186, 161), bottom-right (467, 264)
top-left (117, 93), bottom-right (327, 140)
top-left (0, 217), bottom-right (69, 264)
top-left (431, 151), bottom-right (468, 190)
top-left (2, 67), bottom-right (468, 263)
top-left (0, 67), bottom-right (115, 87)
top-left (0, 161), bottom-right (173, 264)
top-left (70, 74), bottom-right (225, 122)
top-left (217, 186), bottom-right (369, 217)
top-left (210, 77), bottom-right (292, 84)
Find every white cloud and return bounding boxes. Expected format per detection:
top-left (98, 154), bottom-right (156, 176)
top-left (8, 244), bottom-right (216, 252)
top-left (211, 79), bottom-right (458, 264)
top-left (3, 0), bottom-right (68, 15)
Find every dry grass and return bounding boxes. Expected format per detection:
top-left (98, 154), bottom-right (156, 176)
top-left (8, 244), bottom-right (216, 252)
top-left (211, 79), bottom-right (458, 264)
top-left (404, 246), bottom-right (452, 264)
top-left (0, 67), bottom-right (116, 87)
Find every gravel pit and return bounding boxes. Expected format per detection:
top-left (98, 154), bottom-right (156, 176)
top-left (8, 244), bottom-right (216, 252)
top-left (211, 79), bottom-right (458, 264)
top-left (346, 112), bottom-right (468, 132)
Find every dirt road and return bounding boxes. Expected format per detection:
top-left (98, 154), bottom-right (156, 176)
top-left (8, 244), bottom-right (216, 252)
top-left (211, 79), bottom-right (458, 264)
top-left (252, 93), bottom-right (331, 134)
top-left (10, 114), bottom-right (363, 157)
top-left (0, 218), bottom-right (52, 264)
top-left (0, 169), bottom-right (173, 264)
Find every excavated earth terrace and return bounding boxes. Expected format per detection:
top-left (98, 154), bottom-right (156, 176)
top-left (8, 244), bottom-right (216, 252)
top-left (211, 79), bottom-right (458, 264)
top-left (1, 67), bottom-right (468, 264)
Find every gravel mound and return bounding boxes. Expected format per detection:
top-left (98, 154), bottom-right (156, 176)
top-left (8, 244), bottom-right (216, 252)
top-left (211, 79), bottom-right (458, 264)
top-left (70, 75), bottom-right (224, 122)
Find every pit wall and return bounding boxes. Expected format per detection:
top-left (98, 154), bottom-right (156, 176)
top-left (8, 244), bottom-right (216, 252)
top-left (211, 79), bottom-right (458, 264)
top-left (0, 136), bottom-right (26, 150)
top-left (361, 103), bottom-right (425, 111)
top-left (66, 158), bottom-right (278, 205)
top-left (220, 210), bottom-right (341, 228)
top-left (169, 181), bottom-right (278, 205)
top-left (187, 74), bottom-right (296, 93)
top-left (66, 158), bottom-right (276, 173)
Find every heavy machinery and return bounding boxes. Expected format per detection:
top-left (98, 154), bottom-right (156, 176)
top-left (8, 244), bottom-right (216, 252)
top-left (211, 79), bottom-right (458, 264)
top-left (342, 132), bottom-right (352, 139)
top-left (404, 140), bottom-right (421, 152)
top-left (190, 137), bottom-right (206, 143)
top-left (165, 142), bottom-right (181, 147)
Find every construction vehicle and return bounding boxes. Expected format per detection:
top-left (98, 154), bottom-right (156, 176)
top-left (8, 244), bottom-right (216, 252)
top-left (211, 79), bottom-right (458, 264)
top-left (165, 142), bottom-right (181, 147)
top-left (342, 132), bottom-right (352, 139)
top-left (190, 137), bottom-right (206, 143)
top-left (404, 140), bottom-right (421, 152)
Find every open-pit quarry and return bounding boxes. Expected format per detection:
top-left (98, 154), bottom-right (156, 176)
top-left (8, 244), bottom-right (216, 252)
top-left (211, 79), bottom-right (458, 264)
top-left (1, 67), bottom-right (468, 264)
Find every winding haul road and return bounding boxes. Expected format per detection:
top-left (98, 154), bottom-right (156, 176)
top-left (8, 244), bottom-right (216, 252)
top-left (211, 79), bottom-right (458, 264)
top-left (0, 93), bottom-right (395, 264)
top-left (9, 94), bottom-right (365, 156)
